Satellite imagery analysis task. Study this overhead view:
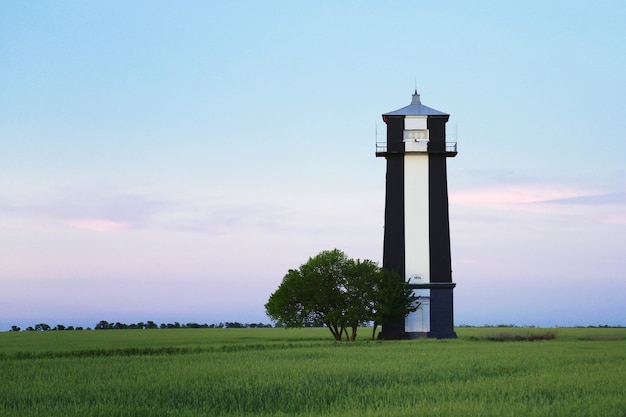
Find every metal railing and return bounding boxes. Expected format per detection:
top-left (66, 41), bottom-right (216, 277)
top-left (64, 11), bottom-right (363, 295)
top-left (375, 142), bottom-right (458, 154)
top-left (446, 142), bottom-right (457, 153)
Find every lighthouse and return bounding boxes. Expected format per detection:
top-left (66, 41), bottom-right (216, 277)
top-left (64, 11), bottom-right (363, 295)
top-left (377, 90), bottom-right (457, 339)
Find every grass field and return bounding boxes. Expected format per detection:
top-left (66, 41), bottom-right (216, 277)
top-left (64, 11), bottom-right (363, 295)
top-left (1, 327), bottom-right (625, 416)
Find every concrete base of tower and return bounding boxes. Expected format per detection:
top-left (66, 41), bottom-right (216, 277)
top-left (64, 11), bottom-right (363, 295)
top-left (428, 330), bottom-right (457, 339)
top-left (377, 331), bottom-right (408, 340)
top-left (408, 282), bottom-right (456, 339)
top-left (377, 319), bottom-right (407, 340)
top-left (377, 329), bottom-right (457, 340)
top-left (378, 281), bottom-right (457, 340)
top-left (405, 331), bottom-right (456, 339)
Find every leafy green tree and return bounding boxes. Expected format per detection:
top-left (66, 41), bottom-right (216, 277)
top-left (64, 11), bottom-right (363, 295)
top-left (369, 269), bottom-right (420, 340)
top-left (342, 258), bottom-right (380, 341)
top-left (265, 249), bottom-right (419, 341)
top-left (265, 249), bottom-right (351, 340)
top-left (95, 320), bottom-right (111, 330)
top-left (343, 261), bottom-right (419, 340)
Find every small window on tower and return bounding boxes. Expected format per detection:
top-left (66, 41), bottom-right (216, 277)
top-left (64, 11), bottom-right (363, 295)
top-left (404, 129), bottom-right (429, 141)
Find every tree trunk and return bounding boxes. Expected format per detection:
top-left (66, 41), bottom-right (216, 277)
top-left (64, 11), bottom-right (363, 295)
top-left (371, 323), bottom-right (378, 340)
top-left (350, 323), bottom-right (358, 341)
top-left (341, 326), bottom-right (352, 341)
top-left (326, 322), bottom-right (342, 341)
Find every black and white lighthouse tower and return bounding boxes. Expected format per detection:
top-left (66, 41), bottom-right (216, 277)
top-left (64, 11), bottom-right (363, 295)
top-left (377, 90), bottom-right (457, 339)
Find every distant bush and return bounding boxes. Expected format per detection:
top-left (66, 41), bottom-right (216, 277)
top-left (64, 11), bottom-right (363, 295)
top-left (470, 330), bottom-right (556, 342)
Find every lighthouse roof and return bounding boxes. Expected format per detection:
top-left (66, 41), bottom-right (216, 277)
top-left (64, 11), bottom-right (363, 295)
top-left (383, 91), bottom-right (448, 117)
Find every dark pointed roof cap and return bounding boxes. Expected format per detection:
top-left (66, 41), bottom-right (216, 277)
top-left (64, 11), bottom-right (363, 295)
top-left (383, 90), bottom-right (448, 117)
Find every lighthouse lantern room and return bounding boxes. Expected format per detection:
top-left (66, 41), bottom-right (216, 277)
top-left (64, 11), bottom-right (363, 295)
top-left (377, 91), bottom-right (457, 339)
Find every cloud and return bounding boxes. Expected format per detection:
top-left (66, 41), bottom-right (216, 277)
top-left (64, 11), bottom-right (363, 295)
top-left (449, 181), bottom-right (626, 285)
top-left (450, 183), bottom-right (626, 222)
top-left (63, 219), bottom-right (132, 232)
top-left (538, 191), bottom-right (626, 206)
top-left (155, 201), bottom-right (291, 236)
top-left (449, 183), bottom-right (594, 207)
top-left (0, 185), bottom-right (167, 231)
top-left (0, 183), bottom-right (383, 244)
top-left (602, 214), bottom-right (626, 225)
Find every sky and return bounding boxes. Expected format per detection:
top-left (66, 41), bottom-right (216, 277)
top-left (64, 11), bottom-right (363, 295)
top-left (1, 1), bottom-right (625, 330)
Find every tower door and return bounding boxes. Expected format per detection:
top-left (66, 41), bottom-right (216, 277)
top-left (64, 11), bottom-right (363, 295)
top-left (406, 294), bottom-right (430, 333)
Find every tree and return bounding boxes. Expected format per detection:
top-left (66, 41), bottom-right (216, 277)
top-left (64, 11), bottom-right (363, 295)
top-left (368, 269), bottom-right (420, 340)
top-left (95, 320), bottom-right (111, 330)
top-left (265, 249), bottom-right (419, 341)
top-left (343, 261), bottom-right (419, 340)
top-left (265, 249), bottom-right (351, 341)
top-left (342, 258), bottom-right (381, 341)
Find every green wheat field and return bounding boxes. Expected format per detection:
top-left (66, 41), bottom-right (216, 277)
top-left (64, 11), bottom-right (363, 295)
top-left (1, 327), bottom-right (625, 416)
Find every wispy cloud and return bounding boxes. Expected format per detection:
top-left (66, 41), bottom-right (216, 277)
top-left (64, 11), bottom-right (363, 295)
top-left (63, 219), bottom-right (132, 232)
top-left (538, 192), bottom-right (626, 206)
top-left (0, 185), bottom-right (169, 232)
top-left (451, 183), bottom-right (626, 208)
top-left (450, 182), bottom-right (626, 226)
top-left (0, 184), bottom-right (381, 240)
top-left (450, 183), bottom-right (593, 207)
top-left (156, 202), bottom-right (291, 236)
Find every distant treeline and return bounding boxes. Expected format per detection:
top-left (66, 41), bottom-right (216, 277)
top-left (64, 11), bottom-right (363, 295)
top-left (9, 322), bottom-right (622, 332)
top-left (9, 320), bottom-right (298, 332)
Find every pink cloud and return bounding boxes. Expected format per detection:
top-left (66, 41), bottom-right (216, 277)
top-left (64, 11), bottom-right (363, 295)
top-left (450, 184), bottom-right (596, 207)
top-left (449, 183), bottom-right (626, 227)
top-left (64, 219), bottom-right (132, 232)
top-left (603, 213), bottom-right (626, 225)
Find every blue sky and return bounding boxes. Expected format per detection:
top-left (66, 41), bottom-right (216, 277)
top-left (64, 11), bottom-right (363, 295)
top-left (1, 1), bottom-right (625, 330)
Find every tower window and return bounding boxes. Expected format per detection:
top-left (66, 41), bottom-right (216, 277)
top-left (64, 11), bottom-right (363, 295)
top-left (404, 129), bottom-right (429, 141)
